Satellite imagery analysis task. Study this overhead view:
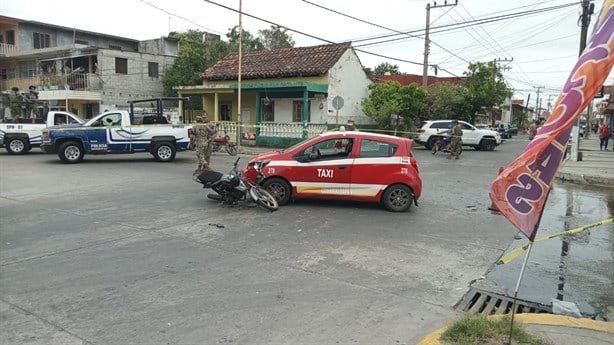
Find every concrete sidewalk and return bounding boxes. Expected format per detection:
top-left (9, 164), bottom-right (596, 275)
top-left (558, 136), bottom-right (614, 186)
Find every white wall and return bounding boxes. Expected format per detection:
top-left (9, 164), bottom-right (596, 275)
top-left (326, 49), bottom-right (373, 126)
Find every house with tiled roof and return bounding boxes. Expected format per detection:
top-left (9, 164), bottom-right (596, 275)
top-left (176, 42), bottom-right (372, 146)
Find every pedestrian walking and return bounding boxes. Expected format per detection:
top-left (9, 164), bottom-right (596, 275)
top-left (447, 119), bottom-right (463, 159)
top-left (190, 113), bottom-right (217, 177)
top-left (528, 120), bottom-right (538, 140)
top-left (598, 121), bottom-right (610, 151)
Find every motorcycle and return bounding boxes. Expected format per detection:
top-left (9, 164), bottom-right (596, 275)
top-left (431, 134), bottom-right (451, 155)
top-left (195, 157), bottom-right (279, 211)
top-left (212, 132), bottom-right (238, 156)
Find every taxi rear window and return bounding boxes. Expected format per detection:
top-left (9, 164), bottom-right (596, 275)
top-left (359, 139), bottom-right (397, 158)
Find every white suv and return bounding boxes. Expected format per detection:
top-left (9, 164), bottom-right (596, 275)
top-left (415, 120), bottom-right (502, 151)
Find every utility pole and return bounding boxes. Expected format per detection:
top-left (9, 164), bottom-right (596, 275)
top-left (423, 0), bottom-right (458, 87)
top-left (571, 0), bottom-right (595, 160)
top-left (494, 58), bottom-right (513, 124)
top-left (534, 85), bottom-right (544, 121)
top-left (580, 0), bottom-right (594, 140)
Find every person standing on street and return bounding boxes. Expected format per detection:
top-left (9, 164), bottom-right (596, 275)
top-left (447, 120), bottom-right (463, 160)
top-left (190, 113), bottom-right (217, 176)
top-left (347, 119), bottom-right (359, 131)
top-left (598, 121), bottom-right (611, 151)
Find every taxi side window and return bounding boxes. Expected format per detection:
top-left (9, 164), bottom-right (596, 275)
top-left (359, 140), bottom-right (397, 158)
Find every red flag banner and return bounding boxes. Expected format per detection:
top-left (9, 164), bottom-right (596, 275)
top-left (490, 0), bottom-right (614, 240)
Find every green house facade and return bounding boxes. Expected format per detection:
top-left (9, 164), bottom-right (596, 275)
top-left (176, 42), bottom-right (372, 146)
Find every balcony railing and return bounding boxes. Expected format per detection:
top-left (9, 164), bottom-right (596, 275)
top-left (0, 43), bottom-right (18, 57)
top-left (0, 73), bottom-right (102, 92)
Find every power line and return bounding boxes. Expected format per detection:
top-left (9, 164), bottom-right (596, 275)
top-left (200, 0), bottom-right (429, 68)
top-left (137, 0), bottom-right (224, 35)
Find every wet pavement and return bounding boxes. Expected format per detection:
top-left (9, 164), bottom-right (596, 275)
top-left (485, 182), bottom-right (614, 320)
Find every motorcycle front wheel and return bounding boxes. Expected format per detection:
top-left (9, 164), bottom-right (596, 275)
top-left (249, 186), bottom-right (279, 211)
top-left (225, 144), bottom-right (238, 156)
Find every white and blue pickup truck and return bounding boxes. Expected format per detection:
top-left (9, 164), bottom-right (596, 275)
top-left (41, 110), bottom-right (191, 163)
top-left (0, 111), bottom-right (84, 155)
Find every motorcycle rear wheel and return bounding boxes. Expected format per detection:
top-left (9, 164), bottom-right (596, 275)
top-left (249, 186), bottom-right (279, 211)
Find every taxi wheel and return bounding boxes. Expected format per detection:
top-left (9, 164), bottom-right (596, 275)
top-left (382, 184), bottom-right (412, 212)
top-left (263, 178), bottom-right (291, 205)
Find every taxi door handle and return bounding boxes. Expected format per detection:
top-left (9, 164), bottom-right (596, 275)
top-left (338, 166), bottom-right (347, 170)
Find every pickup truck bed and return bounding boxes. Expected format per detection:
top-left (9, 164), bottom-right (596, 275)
top-left (0, 111), bottom-right (83, 154)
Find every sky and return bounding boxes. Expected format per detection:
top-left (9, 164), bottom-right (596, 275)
top-left (2, 0), bottom-right (613, 110)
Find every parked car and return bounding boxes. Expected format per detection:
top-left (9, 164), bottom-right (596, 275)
top-left (242, 131), bottom-right (422, 212)
top-left (495, 122), bottom-right (518, 139)
top-left (415, 120), bottom-right (502, 151)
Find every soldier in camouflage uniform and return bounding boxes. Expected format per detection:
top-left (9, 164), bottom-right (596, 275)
top-left (190, 113), bottom-right (217, 176)
top-left (8, 87), bottom-right (23, 122)
top-left (447, 119), bottom-right (463, 160)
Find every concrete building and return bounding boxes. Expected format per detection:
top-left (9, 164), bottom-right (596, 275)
top-left (0, 15), bottom-right (178, 120)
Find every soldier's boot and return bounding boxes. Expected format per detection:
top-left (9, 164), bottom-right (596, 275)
top-left (193, 164), bottom-right (203, 177)
top-left (202, 163), bottom-right (212, 171)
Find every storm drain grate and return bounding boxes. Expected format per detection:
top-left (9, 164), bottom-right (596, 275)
top-left (455, 288), bottom-right (552, 316)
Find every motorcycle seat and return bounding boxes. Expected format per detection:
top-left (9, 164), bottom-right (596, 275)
top-left (197, 170), bottom-right (224, 185)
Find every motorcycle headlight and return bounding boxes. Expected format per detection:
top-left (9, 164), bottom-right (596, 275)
top-left (237, 180), bottom-right (247, 191)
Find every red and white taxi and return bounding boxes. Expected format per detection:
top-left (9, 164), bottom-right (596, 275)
top-left (242, 131), bottom-right (422, 212)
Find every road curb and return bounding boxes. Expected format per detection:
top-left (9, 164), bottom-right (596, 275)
top-left (417, 314), bottom-right (614, 345)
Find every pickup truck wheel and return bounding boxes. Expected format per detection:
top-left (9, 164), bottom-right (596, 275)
top-left (480, 139), bottom-right (496, 151)
top-left (382, 184), bottom-right (412, 212)
top-left (6, 137), bottom-right (29, 155)
top-left (58, 141), bottom-right (84, 163)
top-left (153, 142), bottom-right (176, 162)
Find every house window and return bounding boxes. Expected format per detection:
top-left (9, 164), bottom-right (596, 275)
top-left (109, 45), bottom-right (122, 50)
top-left (6, 30), bottom-right (15, 45)
top-left (292, 100), bottom-right (310, 122)
top-left (33, 32), bottom-right (50, 49)
top-left (74, 39), bottom-right (89, 45)
top-left (148, 62), bottom-right (159, 78)
top-left (220, 103), bottom-right (232, 121)
top-left (115, 58), bottom-right (128, 74)
top-left (261, 99), bottom-right (274, 122)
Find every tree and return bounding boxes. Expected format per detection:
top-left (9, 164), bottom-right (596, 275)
top-left (226, 26), bottom-right (264, 52)
top-left (162, 30), bottom-right (214, 96)
top-left (462, 61), bottom-right (512, 124)
top-left (422, 82), bottom-right (472, 122)
top-left (373, 62), bottom-right (401, 75)
top-left (258, 25), bottom-right (295, 50)
top-left (362, 81), bottom-right (426, 133)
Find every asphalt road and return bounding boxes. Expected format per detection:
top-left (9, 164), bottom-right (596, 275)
top-left (0, 140), bottom-right (572, 345)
